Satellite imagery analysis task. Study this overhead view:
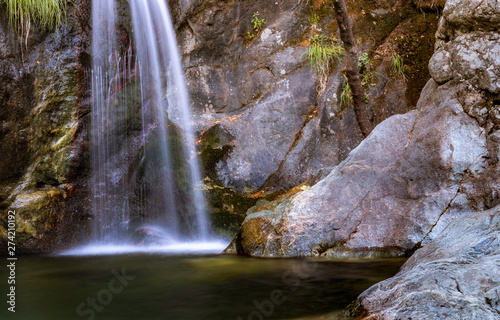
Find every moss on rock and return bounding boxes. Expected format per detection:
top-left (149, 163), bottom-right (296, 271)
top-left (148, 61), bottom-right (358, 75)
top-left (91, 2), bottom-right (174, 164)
top-left (1, 190), bottom-right (64, 243)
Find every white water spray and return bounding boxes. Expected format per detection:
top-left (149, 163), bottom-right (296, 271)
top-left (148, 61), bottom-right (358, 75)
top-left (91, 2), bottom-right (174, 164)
top-left (68, 0), bottom-right (220, 254)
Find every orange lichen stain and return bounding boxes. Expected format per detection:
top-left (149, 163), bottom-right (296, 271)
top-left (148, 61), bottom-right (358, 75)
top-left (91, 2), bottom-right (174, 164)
top-left (250, 191), bottom-right (265, 199)
top-left (299, 39), bottom-right (309, 47)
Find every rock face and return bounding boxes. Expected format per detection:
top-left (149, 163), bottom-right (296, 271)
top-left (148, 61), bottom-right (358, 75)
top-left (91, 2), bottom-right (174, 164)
top-left (173, 0), bottom-right (438, 194)
top-left (0, 1), bottom-right (90, 253)
top-left (342, 205), bottom-right (500, 319)
top-left (336, 1), bottom-right (500, 317)
top-left (0, 0), bottom-right (442, 250)
top-left (227, 0), bottom-right (500, 257)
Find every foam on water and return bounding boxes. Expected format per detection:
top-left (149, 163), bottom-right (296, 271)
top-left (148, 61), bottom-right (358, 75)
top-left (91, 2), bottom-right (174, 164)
top-left (60, 240), bottom-right (229, 256)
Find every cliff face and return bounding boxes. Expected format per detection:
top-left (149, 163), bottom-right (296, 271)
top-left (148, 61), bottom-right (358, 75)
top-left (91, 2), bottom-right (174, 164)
top-left (0, 0), bottom-right (440, 251)
top-left (226, 0), bottom-right (500, 257)
top-left (173, 0), bottom-right (438, 194)
top-left (169, 0), bottom-right (440, 232)
top-left (0, 0), bottom-right (91, 253)
top-left (339, 1), bottom-right (500, 318)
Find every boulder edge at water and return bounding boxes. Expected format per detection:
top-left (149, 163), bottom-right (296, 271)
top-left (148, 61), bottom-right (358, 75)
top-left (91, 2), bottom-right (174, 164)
top-left (341, 204), bottom-right (500, 319)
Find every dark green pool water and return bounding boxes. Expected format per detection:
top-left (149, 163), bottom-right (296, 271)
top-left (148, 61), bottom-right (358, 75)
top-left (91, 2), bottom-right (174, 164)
top-left (0, 255), bottom-right (405, 320)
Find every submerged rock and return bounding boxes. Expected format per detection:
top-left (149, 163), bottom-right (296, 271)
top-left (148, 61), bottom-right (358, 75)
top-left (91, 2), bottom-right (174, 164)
top-left (342, 205), bottom-right (500, 319)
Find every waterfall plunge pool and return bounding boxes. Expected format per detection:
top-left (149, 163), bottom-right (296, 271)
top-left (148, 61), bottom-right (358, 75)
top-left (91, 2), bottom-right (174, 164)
top-left (0, 254), bottom-right (405, 320)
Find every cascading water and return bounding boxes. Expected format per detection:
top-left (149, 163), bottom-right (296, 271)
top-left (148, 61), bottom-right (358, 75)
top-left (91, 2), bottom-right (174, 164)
top-left (91, 0), bottom-right (129, 242)
top-left (67, 0), bottom-right (223, 254)
top-left (129, 0), bottom-right (209, 240)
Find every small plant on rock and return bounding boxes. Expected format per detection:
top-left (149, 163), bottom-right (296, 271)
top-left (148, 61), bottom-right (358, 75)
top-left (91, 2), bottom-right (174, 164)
top-left (356, 51), bottom-right (384, 104)
top-left (358, 52), bottom-right (381, 88)
top-left (308, 13), bottom-right (320, 25)
top-left (252, 12), bottom-right (265, 32)
top-left (392, 53), bottom-right (405, 80)
top-left (244, 12), bottom-right (265, 43)
top-left (358, 52), bottom-right (370, 69)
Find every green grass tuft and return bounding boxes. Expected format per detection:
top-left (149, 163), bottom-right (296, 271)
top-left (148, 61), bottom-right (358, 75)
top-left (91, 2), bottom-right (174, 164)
top-left (1, 0), bottom-right (67, 31)
top-left (340, 75), bottom-right (352, 110)
top-left (306, 35), bottom-right (344, 72)
top-left (304, 35), bottom-right (345, 92)
top-left (392, 53), bottom-right (405, 79)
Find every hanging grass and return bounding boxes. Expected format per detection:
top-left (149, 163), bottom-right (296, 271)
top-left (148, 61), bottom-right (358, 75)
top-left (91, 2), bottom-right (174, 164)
top-left (1, 0), bottom-right (67, 31)
top-left (304, 34), bottom-right (345, 93)
top-left (306, 35), bottom-right (344, 74)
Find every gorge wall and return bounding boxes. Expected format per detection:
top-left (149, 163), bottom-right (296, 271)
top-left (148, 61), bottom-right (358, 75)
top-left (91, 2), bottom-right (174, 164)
top-left (172, 0), bottom-right (441, 235)
top-left (226, 0), bottom-right (500, 258)
top-left (176, 0), bottom-right (439, 192)
top-left (0, 0), bottom-right (441, 252)
top-left (338, 1), bottom-right (500, 318)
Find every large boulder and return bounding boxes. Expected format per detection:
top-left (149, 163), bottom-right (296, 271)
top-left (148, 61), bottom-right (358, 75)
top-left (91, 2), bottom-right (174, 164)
top-left (226, 0), bottom-right (500, 257)
top-left (342, 204), bottom-right (500, 319)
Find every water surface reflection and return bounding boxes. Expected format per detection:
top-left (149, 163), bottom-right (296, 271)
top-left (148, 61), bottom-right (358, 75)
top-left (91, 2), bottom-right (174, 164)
top-left (0, 255), bottom-right (405, 320)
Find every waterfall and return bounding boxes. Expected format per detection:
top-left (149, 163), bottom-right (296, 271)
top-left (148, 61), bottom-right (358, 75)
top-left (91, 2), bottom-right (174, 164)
top-left (129, 0), bottom-right (209, 240)
top-left (83, 0), bottom-right (215, 252)
top-left (91, 0), bottom-right (130, 242)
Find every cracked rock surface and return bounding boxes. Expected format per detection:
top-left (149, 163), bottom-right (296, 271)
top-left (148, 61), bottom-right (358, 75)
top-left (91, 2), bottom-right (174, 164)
top-left (226, 0), bottom-right (500, 257)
